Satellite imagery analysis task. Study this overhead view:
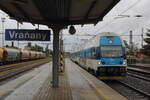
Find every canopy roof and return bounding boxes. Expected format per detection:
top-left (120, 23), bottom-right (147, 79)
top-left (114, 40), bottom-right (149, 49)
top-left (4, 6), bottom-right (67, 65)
top-left (0, 0), bottom-right (120, 26)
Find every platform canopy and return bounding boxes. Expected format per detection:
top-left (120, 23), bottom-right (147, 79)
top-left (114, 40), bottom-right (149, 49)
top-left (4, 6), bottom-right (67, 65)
top-left (0, 0), bottom-right (119, 26)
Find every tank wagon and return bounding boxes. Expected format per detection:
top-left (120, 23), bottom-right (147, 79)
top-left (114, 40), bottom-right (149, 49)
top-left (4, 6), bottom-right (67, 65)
top-left (71, 32), bottom-right (127, 80)
top-left (21, 49), bottom-right (30, 61)
top-left (0, 47), bottom-right (46, 65)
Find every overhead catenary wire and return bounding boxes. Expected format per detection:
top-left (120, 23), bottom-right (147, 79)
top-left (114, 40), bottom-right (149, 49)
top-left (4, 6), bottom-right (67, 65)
top-left (119, 0), bottom-right (141, 15)
top-left (94, 0), bottom-right (142, 34)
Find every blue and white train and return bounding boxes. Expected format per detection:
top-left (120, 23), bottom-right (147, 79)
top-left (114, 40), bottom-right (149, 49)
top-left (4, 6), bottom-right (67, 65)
top-left (71, 32), bottom-right (127, 80)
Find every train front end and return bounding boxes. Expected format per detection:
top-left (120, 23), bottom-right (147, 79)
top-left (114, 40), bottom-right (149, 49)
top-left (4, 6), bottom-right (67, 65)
top-left (97, 36), bottom-right (127, 80)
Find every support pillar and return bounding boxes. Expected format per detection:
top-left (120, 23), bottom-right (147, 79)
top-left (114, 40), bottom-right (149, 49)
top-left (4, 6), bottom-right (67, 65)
top-left (51, 26), bottom-right (62, 88)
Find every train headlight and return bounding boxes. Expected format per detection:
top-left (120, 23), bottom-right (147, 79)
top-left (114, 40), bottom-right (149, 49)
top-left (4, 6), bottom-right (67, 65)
top-left (123, 60), bottom-right (127, 65)
top-left (98, 61), bottom-right (101, 65)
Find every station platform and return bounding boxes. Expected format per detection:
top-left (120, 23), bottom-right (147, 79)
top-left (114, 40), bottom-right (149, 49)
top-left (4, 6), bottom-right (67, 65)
top-left (3, 59), bottom-right (127, 100)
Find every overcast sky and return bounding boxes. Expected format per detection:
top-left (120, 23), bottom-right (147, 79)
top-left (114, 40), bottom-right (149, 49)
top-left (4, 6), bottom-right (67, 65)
top-left (0, 0), bottom-right (149, 52)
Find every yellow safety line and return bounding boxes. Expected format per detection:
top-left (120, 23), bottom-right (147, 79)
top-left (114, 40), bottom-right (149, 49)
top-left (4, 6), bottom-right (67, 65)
top-left (99, 76), bottom-right (125, 80)
top-left (74, 66), bottom-right (109, 100)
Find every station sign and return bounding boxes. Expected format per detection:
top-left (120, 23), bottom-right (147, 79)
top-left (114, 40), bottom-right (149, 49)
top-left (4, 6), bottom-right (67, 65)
top-left (5, 29), bottom-right (51, 41)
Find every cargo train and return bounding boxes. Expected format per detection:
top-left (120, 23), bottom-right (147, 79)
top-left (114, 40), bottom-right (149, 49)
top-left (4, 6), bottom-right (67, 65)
top-left (0, 47), bottom-right (46, 65)
top-left (71, 32), bottom-right (127, 80)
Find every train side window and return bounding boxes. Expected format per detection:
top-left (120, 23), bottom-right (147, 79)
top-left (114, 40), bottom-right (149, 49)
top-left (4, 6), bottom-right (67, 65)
top-left (92, 47), bottom-right (96, 59)
top-left (123, 47), bottom-right (126, 59)
top-left (96, 47), bottom-right (100, 59)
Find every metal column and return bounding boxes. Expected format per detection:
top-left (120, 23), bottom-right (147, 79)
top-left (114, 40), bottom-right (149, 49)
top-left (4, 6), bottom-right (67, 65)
top-left (141, 28), bottom-right (144, 48)
top-left (52, 26), bottom-right (61, 88)
top-left (129, 30), bottom-right (133, 55)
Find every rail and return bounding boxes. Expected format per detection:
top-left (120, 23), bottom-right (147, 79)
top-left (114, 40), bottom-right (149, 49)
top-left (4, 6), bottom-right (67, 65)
top-left (0, 58), bottom-right (50, 81)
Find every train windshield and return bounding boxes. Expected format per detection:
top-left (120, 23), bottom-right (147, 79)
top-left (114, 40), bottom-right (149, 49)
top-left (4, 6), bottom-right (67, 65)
top-left (101, 46), bottom-right (123, 57)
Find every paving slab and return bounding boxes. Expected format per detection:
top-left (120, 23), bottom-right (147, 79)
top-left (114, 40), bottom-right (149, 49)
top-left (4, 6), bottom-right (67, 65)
top-left (3, 63), bottom-right (51, 100)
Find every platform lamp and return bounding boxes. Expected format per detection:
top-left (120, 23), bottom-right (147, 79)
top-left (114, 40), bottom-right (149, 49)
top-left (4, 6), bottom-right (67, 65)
top-left (69, 25), bottom-right (76, 35)
top-left (1, 17), bottom-right (5, 47)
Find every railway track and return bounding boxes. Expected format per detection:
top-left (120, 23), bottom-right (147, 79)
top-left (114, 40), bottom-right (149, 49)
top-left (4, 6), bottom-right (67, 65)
top-left (127, 67), bottom-right (150, 79)
top-left (127, 72), bottom-right (150, 82)
top-left (104, 80), bottom-right (150, 100)
top-left (103, 67), bottom-right (150, 100)
top-left (118, 81), bottom-right (150, 99)
top-left (128, 65), bottom-right (150, 70)
top-left (0, 58), bottom-right (50, 81)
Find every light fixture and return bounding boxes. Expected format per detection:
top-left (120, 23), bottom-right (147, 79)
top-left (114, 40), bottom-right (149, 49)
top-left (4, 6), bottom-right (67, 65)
top-left (69, 25), bottom-right (76, 35)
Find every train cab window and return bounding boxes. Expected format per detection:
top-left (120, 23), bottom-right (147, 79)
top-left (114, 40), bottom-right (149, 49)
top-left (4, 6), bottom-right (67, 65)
top-left (101, 46), bottom-right (123, 58)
